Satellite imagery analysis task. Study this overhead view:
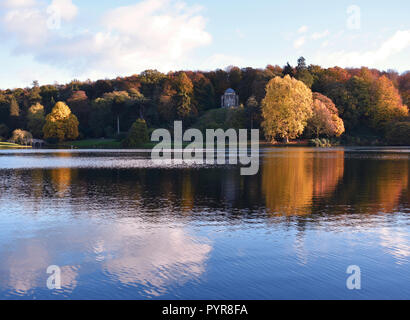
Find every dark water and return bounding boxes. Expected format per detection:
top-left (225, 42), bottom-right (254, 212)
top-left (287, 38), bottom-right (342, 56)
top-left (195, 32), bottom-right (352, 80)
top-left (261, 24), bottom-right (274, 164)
top-left (0, 147), bottom-right (409, 300)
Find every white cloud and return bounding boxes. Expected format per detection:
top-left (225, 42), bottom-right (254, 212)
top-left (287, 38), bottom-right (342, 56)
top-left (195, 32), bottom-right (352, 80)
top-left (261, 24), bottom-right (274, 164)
top-left (3, 5), bottom-right (49, 46)
top-left (298, 25), bottom-right (308, 34)
top-left (2, 0), bottom-right (37, 8)
top-left (1, 0), bottom-right (212, 81)
top-left (311, 30), bottom-right (330, 40)
top-left (315, 30), bottom-right (410, 68)
top-left (294, 36), bottom-right (306, 49)
top-left (48, 0), bottom-right (78, 22)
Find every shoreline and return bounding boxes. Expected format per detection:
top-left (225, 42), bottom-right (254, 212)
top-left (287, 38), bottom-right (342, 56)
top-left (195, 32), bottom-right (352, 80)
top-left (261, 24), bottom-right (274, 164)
top-left (2, 139), bottom-right (408, 150)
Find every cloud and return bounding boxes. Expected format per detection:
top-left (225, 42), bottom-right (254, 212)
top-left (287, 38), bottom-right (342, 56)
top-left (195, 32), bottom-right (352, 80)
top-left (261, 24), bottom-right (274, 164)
top-left (2, 0), bottom-right (37, 8)
top-left (2, 2), bottom-right (49, 46)
top-left (298, 25), bottom-right (308, 34)
top-left (293, 36), bottom-right (306, 49)
top-left (315, 30), bottom-right (410, 68)
top-left (1, 0), bottom-right (212, 80)
top-left (48, 0), bottom-right (78, 22)
top-left (311, 30), bottom-right (330, 40)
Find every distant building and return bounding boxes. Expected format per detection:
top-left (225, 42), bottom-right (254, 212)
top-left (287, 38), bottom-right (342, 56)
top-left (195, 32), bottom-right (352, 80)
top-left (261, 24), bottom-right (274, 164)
top-left (221, 88), bottom-right (239, 108)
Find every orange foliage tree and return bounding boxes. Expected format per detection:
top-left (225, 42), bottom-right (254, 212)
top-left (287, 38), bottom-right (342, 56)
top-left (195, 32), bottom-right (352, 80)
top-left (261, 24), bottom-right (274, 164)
top-left (307, 93), bottom-right (345, 138)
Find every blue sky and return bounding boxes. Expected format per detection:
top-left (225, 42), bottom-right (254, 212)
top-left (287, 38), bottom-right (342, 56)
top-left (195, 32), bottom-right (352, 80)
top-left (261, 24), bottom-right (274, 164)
top-left (1, 0), bottom-right (410, 89)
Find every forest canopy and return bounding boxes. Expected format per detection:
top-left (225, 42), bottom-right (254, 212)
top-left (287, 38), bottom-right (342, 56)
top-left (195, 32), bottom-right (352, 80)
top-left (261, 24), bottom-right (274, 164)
top-left (0, 58), bottom-right (408, 145)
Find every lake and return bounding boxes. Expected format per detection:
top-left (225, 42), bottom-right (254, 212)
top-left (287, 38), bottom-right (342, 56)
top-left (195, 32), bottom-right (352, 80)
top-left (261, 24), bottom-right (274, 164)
top-left (0, 147), bottom-right (409, 300)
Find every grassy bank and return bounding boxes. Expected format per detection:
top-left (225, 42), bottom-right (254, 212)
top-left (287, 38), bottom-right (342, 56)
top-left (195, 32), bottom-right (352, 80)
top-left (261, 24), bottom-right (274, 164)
top-left (0, 142), bottom-right (32, 149)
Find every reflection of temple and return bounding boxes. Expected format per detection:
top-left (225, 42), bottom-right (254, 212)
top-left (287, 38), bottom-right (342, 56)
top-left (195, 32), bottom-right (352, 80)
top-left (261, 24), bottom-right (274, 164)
top-left (221, 88), bottom-right (239, 108)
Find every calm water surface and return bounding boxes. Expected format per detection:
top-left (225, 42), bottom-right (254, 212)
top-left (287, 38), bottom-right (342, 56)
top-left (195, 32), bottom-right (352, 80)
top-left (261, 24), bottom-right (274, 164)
top-left (0, 147), bottom-right (409, 300)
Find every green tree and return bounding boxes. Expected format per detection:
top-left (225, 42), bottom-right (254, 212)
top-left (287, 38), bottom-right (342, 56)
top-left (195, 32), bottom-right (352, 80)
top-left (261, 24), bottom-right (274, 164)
top-left (43, 102), bottom-right (79, 142)
top-left (385, 122), bottom-right (410, 146)
top-left (0, 123), bottom-right (9, 140)
top-left (27, 103), bottom-right (45, 138)
top-left (245, 95), bottom-right (260, 129)
top-left (67, 90), bottom-right (90, 136)
top-left (296, 57), bottom-right (314, 88)
top-left (262, 75), bottom-right (313, 143)
top-left (122, 119), bottom-right (149, 148)
top-left (102, 91), bottom-right (133, 134)
top-left (282, 63), bottom-right (295, 77)
top-left (192, 73), bottom-right (216, 112)
top-left (89, 98), bottom-right (114, 137)
top-left (8, 96), bottom-right (20, 130)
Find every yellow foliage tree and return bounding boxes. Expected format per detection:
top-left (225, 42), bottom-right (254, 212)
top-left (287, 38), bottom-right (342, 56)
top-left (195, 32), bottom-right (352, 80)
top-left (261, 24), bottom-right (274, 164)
top-left (43, 102), bottom-right (79, 142)
top-left (262, 75), bottom-right (313, 143)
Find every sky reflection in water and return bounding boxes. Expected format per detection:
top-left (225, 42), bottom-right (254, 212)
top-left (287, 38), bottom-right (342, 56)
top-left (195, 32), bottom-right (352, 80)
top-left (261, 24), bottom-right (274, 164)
top-left (0, 147), bottom-right (409, 299)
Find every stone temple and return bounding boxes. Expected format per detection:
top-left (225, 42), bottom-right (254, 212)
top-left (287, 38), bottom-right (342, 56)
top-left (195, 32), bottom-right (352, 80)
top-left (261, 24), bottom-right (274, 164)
top-left (221, 88), bottom-right (239, 108)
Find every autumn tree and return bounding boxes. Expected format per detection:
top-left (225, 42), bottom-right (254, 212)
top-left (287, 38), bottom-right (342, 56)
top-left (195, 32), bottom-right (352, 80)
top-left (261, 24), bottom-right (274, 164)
top-left (9, 129), bottom-right (32, 145)
top-left (262, 75), bottom-right (313, 143)
top-left (43, 102), bottom-right (79, 142)
top-left (27, 103), bottom-right (45, 138)
top-left (158, 79), bottom-right (177, 124)
top-left (370, 75), bottom-right (408, 129)
top-left (307, 93), bottom-right (345, 138)
top-left (174, 72), bottom-right (196, 120)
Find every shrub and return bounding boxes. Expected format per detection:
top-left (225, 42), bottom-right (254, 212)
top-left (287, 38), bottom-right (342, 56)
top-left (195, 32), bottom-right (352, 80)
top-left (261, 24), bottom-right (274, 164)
top-left (309, 138), bottom-right (333, 148)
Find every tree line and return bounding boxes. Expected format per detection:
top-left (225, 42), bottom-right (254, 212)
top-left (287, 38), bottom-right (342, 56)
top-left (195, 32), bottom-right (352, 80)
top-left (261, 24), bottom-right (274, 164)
top-left (0, 57), bottom-right (409, 146)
